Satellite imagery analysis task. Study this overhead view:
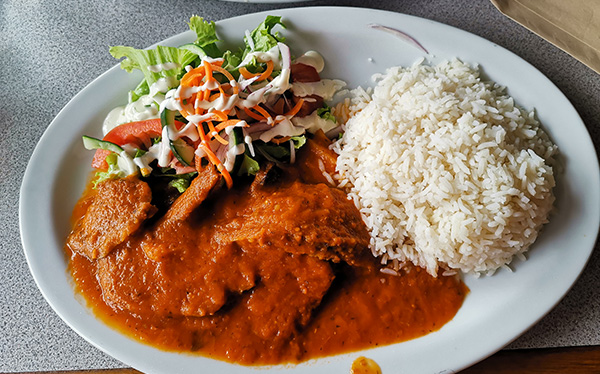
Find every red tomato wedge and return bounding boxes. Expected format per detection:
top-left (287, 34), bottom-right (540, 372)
top-left (91, 118), bottom-right (165, 170)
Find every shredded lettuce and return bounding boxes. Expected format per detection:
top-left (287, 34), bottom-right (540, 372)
top-left (110, 45), bottom-right (197, 102)
top-left (187, 16), bottom-right (221, 58)
top-left (168, 178), bottom-right (191, 193)
top-left (244, 15), bottom-right (286, 54)
top-left (147, 169), bottom-right (198, 193)
top-left (110, 17), bottom-right (224, 102)
top-left (316, 106), bottom-right (337, 123)
top-left (291, 135), bottom-right (306, 149)
top-left (237, 154), bottom-right (261, 176)
top-left (93, 153), bottom-right (125, 187)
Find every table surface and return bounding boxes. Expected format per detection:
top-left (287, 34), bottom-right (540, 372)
top-left (1, 0), bottom-right (599, 372)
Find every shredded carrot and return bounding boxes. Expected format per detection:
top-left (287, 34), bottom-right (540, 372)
top-left (207, 121), bottom-right (228, 145)
top-left (284, 98), bottom-right (305, 117)
top-left (203, 60), bottom-right (214, 83)
top-left (239, 67), bottom-right (255, 80)
top-left (215, 119), bottom-right (244, 132)
top-left (197, 125), bottom-right (233, 189)
top-left (174, 57), bottom-right (288, 189)
top-left (239, 60), bottom-right (274, 82)
top-left (252, 105), bottom-right (273, 122)
top-left (271, 136), bottom-right (292, 145)
top-left (244, 107), bottom-right (267, 122)
top-left (257, 60), bottom-right (274, 81)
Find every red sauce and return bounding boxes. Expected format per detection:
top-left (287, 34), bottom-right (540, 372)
top-left (66, 136), bottom-right (468, 365)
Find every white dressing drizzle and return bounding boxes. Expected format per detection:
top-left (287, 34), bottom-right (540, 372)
top-left (294, 51), bottom-right (325, 72)
top-left (224, 143), bottom-right (245, 172)
top-left (291, 110), bottom-right (338, 134)
top-left (147, 62), bottom-right (181, 73)
top-left (291, 79), bottom-right (346, 101)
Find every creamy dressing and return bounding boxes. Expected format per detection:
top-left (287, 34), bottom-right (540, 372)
top-left (224, 143), bottom-right (245, 172)
top-left (258, 117), bottom-right (305, 143)
top-left (292, 110), bottom-right (338, 134)
top-left (295, 51), bottom-right (325, 73)
top-left (147, 62), bottom-right (181, 73)
top-left (103, 77), bottom-right (179, 135)
top-left (102, 95), bottom-right (159, 135)
top-left (115, 148), bottom-right (138, 176)
top-left (291, 79), bottom-right (346, 101)
top-left (150, 76), bottom-right (178, 97)
top-left (157, 126), bottom-right (172, 167)
top-left (132, 143), bottom-right (163, 176)
top-left (238, 44), bottom-right (283, 68)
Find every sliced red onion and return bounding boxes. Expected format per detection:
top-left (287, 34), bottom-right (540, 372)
top-left (325, 125), bottom-right (344, 139)
top-left (238, 75), bottom-right (260, 91)
top-left (278, 42), bottom-right (291, 70)
top-left (215, 142), bottom-right (227, 163)
top-left (368, 23), bottom-right (429, 54)
top-left (245, 29), bottom-right (255, 51)
top-left (289, 139), bottom-right (296, 164)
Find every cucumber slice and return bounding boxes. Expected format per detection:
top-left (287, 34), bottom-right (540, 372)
top-left (161, 109), bottom-right (195, 167)
top-left (160, 108), bottom-right (177, 130)
top-left (226, 127), bottom-right (245, 174)
top-left (82, 135), bottom-right (123, 153)
top-left (170, 138), bottom-right (195, 166)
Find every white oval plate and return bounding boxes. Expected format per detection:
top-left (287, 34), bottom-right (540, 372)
top-left (20, 6), bottom-right (600, 374)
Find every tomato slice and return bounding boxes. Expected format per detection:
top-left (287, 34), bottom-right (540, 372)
top-left (91, 119), bottom-right (163, 170)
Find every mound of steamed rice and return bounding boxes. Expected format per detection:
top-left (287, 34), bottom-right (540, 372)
top-left (333, 59), bottom-right (558, 276)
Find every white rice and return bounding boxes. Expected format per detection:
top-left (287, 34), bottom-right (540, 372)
top-left (332, 59), bottom-right (558, 276)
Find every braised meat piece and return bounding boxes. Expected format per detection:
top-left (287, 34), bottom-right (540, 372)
top-left (214, 179), bottom-right (373, 268)
top-left (141, 165), bottom-right (221, 260)
top-left (96, 241), bottom-right (258, 318)
top-left (66, 176), bottom-right (156, 260)
top-left (243, 252), bottom-right (334, 340)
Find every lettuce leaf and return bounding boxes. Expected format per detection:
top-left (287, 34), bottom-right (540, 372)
top-left (244, 15), bottom-right (286, 53)
top-left (93, 153), bottom-right (124, 187)
top-left (187, 16), bottom-right (221, 58)
top-left (317, 106), bottom-right (337, 123)
top-left (110, 45), bottom-right (197, 101)
top-left (237, 154), bottom-right (260, 176)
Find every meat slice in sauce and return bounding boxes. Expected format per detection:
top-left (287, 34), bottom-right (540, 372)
top-left (295, 130), bottom-right (338, 185)
top-left (96, 241), bottom-right (258, 318)
top-left (66, 176), bottom-right (156, 260)
top-left (190, 252), bottom-right (334, 363)
top-left (141, 165), bottom-right (221, 260)
top-left (244, 252), bottom-right (334, 340)
top-left (95, 171), bottom-right (353, 321)
top-left (214, 179), bottom-right (373, 268)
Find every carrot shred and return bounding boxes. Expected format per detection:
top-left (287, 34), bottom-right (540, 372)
top-left (239, 60), bottom-right (274, 82)
top-left (197, 125), bottom-right (233, 189)
top-left (207, 121), bottom-right (228, 145)
top-left (284, 98), bottom-right (304, 117)
top-left (215, 119), bottom-right (244, 132)
top-left (251, 105), bottom-right (273, 122)
top-left (244, 107), bottom-right (267, 122)
top-left (239, 67), bottom-right (255, 80)
top-left (271, 136), bottom-right (292, 145)
top-left (257, 60), bottom-right (274, 81)
top-left (203, 60), bottom-right (214, 83)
